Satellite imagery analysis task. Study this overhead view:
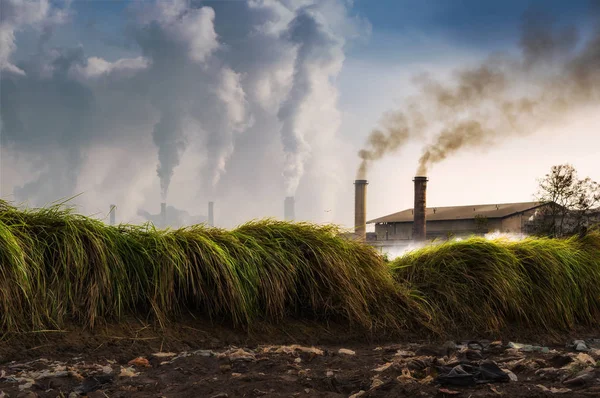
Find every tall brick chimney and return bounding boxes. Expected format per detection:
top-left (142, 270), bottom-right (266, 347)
top-left (413, 176), bottom-right (428, 241)
top-left (284, 196), bottom-right (295, 221)
top-left (354, 179), bottom-right (368, 241)
top-left (208, 201), bottom-right (214, 226)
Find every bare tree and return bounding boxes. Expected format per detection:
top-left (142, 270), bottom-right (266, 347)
top-left (531, 164), bottom-right (600, 237)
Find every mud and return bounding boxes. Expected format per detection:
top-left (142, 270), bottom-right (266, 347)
top-left (1, 324), bottom-right (599, 398)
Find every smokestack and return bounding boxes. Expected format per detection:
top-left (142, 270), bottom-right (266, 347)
top-left (413, 176), bottom-right (428, 241)
top-left (208, 201), bottom-right (214, 226)
top-left (284, 196), bottom-right (295, 221)
top-left (354, 179), bottom-right (368, 241)
top-left (160, 202), bottom-right (167, 228)
top-left (109, 204), bottom-right (116, 226)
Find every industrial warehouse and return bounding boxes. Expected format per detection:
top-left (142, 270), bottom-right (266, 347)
top-left (367, 201), bottom-right (550, 241)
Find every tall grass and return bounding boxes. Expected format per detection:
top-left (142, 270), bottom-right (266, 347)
top-left (1, 199), bottom-right (600, 336)
top-left (390, 231), bottom-right (600, 334)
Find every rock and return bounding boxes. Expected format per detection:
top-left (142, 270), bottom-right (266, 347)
top-left (326, 370), bottom-right (334, 377)
top-left (294, 357), bottom-right (302, 363)
top-left (338, 348), bottom-right (356, 356)
top-left (127, 357), bottom-right (151, 368)
top-left (231, 373), bottom-right (242, 378)
top-left (348, 391), bottom-right (365, 398)
top-left (571, 340), bottom-right (589, 352)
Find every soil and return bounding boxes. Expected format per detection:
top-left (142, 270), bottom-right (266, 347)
top-left (1, 319), bottom-right (599, 398)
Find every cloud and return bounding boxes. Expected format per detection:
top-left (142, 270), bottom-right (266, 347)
top-left (0, 0), bottom-right (70, 75)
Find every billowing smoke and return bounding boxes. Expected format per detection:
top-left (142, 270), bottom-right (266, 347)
top-left (1, 0), bottom-right (358, 226)
top-left (358, 5), bottom-right (600, 177)
top-left (277, 5), bottom-right (345, 196)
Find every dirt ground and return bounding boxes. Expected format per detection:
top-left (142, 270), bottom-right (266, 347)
top-left (1, 321), bottom-right (599, 398)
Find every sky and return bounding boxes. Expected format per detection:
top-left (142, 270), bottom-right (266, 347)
top-left (1, 0), bottom-right (599, 230)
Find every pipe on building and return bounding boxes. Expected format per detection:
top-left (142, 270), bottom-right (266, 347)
top-left (109, 204), bottom-right (116, 226)
top-left (208, 201), bottom-right (214, 226)
top-left (354, 179), bottom-right (368, 241)
top-left (284, 196), bottom-right (295, 221)
top-left (413, 176), bottom-right (428, 241)
top-left (160, 202), bottom-right (167, 228)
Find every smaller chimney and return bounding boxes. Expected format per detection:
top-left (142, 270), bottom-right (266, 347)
top-left (160, 202), bottom-right (167, 228)
top-left (284, 196), bottom-right (295, 221)
top-left (208, 201), bottom-right (214, 226)
top-left (354, 179), bottom-right (368, 241)
top-left (413, 176), bottom-right (428, 241)
top-left (109, 204), bottom-right (116, 225)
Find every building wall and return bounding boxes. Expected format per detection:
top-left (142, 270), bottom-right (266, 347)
top-left (373, 208), bottom-right (549, 241)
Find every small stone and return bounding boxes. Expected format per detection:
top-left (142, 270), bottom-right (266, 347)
top-left (326, 370), bottom-right (334, 377)
top-left (294, 357), bottom-right (302, 363)
top-left (575, 342), bottom-right (588, 352)
top-left (304, 388), bottom-right (310, 393)
top-left (338, 348), bottom-right (356, 356)
top-left (231, 373), bottom-right (242, 378)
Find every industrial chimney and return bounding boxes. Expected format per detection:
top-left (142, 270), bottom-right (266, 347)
top-left (413, 176), bottom-right (428, 241)
top-left (208, 201), bottom-right (214, 226)
top-left (109, 204), bottom-right (116, 226)
top-left (284, 196), bottom-right (295, 221)
top-left (354, 179), bottom-right (368, 241)
top-left (160, 202), bottom-right (167, 228)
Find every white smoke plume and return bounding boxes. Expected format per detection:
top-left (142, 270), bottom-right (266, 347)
top-left (0, 0), bottom-right (359, 226)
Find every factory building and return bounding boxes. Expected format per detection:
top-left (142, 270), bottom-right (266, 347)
top-left (367, 201), bottom-right (554, 241)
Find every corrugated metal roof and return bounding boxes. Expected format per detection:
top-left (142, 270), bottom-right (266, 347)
top-left (367, 201), bottom-right (545, 224)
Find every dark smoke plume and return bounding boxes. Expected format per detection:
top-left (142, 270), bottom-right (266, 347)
top-left (358, 5), bottom-right (600, 177)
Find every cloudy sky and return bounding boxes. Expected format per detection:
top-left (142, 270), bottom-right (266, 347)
top-left (1, 0), bottom-right (598, 230)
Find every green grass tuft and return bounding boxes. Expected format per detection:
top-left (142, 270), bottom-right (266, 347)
top-left (1, 198), bottom-right (600, 336)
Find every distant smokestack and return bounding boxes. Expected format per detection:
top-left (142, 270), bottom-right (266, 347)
top-left (109, 204), bottom-right (116, 226)
top-left (413, 176), bottom-right (428, 241)
top-left (208, 201), bottom-right (214, 226)
top-left (284, 196), bottom-right (295, 221)
top-left (160, 202), bottom-right (167, 228)
top-left (354, 179), bottom-right (368, 241)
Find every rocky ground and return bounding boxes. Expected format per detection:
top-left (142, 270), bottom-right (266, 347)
top-left (1, 336), bottom-right (600, 398)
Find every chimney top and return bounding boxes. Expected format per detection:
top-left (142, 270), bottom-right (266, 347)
top-left (354, 179), bottom-right (368, 184)
top-left (413, 176), bottom-right (428, 182)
